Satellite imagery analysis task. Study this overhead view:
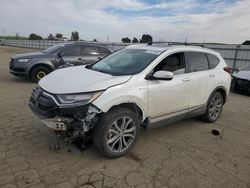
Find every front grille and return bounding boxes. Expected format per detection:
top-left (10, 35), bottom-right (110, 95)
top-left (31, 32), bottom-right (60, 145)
top-left (29, 87), bottom-right (58, 118)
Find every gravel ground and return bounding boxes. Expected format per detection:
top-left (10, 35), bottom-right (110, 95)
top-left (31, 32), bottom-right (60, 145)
top-left (0, 45), bottom-right (249, 188)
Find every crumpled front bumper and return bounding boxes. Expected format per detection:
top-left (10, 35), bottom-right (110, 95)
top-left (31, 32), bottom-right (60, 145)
top-left (29, 87), bottom-right (89, 119)
top-left (29, 87), bottom-right (101, 132)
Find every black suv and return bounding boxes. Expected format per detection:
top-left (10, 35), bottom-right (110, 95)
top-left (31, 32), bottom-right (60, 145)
top-left (9, 42), bottom-right (113, 82)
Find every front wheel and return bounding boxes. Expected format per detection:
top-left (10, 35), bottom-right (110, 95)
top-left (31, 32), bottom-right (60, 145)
top-left (93, 108), bottom-right (140, 158)
top-left (30, 66), bottom-right (50, 83)
top-left (201, 92), bottom-right (224, 123)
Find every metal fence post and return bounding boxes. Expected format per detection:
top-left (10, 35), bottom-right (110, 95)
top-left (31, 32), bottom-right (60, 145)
top-left (233, 45), bottom-right (240, 69)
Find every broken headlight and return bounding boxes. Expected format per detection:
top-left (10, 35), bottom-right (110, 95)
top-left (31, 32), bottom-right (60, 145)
top-left (57, 91), bottom-right (103, 105)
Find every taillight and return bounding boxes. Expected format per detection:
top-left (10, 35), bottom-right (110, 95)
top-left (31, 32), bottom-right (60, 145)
top-left (223, 67), bottom-right (233, 74)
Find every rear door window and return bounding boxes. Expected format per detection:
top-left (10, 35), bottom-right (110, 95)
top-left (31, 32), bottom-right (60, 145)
top-left (206, 54), bottom-right (220, 69)
top-left (81, 46), bottom-right (100, 56)
top-left (187, 52), bottom-right (209, 72)
top-left (60, 45), bottom-right (81, 56)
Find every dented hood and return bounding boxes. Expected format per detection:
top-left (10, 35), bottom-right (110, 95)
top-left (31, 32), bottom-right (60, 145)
top-left (39, 66), bottom-right (132, 94)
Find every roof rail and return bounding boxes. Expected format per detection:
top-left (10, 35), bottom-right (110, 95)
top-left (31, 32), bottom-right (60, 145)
top-left (147, 41), bottom-right (205, 48)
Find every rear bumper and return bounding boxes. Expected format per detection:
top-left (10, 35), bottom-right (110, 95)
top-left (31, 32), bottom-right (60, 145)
top-left (233, 77), bottom-right (250, 92)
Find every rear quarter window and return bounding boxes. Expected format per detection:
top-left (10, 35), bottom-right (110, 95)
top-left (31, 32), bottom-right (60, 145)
top-left (100, 47), bottom-right (111, 55)
top-left (187, 52), bottom-right (209, 72)
top-left (60, 45), bottom-right (81, 56)
top-left (207, 54), bottom-right (220, 69)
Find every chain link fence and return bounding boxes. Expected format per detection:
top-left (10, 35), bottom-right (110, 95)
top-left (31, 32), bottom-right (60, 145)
top-left (1, 39), bottom-right (250, 69)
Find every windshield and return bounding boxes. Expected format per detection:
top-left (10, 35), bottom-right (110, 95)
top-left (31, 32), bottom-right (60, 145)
top-left (43, 43), bottom-right (67, 54)
top-left (90, 49), bottom-right (161, 75)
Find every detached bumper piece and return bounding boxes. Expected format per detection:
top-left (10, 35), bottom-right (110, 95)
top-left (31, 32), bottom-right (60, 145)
top-left (41, 117), bottom-right (73, 131)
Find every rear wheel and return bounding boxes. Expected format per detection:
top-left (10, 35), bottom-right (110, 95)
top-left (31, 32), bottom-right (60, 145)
top-left (30, 66), bottom-right (50, 83)
top-left (201, 92), bottom-right (224, 123)
top-left (93, 108), bottom-right (140, 158)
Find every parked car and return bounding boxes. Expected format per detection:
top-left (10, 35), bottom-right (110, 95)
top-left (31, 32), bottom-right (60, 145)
top-left (29, 44), bottom-right (231, 158)
top-left (231, 64), bottom-right (250, 95)
top-left (9, 42), bottom-right (113, 82)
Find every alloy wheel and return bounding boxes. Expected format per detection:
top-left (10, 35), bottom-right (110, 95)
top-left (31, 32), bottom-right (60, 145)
top-left (208, 94), bottom-right (223, 120)
top-left (106, 116), bottom-right (136, 153)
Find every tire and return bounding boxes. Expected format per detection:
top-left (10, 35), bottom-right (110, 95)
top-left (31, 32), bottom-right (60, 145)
top-left (30, 66), bottom-right (50, 83)
top-left (93, 107), bottom-right (140, 158)
top-left (230, 78), bottom-right (238, 92)
top-left (201, 92), bottom-right (224, 123)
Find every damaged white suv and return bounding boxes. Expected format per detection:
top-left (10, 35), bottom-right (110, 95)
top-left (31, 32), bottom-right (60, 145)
top-left (29, 44), bottom-right (231, 158)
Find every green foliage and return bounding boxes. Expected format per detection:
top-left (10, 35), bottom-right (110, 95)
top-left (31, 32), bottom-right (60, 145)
top-left (242, 40), bottom-right (250, 45)
top-left (132, 37), bottom-right (138, 43)
top-left (47, 34), bottom-right (54, 40)
top-left (121, 37), bottom-right (131, 43)
top-left (140, 34), bottom-right (153, 43)
top-left (0, 35), bottom-right (28, 40)
top-left (71, 31), bottom-right (79, 41)
top-left (56, 33), bottom-right (63, 39)
top-left (29, 33), bottom-right (43, 40)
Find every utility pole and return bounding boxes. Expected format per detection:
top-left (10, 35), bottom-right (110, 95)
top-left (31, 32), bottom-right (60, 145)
top-left (184, 36), bottom-right (188, 44)
top-left (2, 28), bottom-right (5, 36)
top-left (107, 35), bottom-right (109, 42)
top-left (203, 36), bottom-right (206, 43)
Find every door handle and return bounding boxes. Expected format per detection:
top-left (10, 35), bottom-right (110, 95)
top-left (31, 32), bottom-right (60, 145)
top-left (183, 78), bottom-right (191, 82)
top-left (209, 74), bottom-right (215, 77)
top-left (78, 57), bottom-right (86, 61)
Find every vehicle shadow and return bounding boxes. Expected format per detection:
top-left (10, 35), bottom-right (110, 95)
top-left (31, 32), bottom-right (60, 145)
top-left (231, 90), bottom-right (250, 97)
top-left (5, 76), bottom-right (35, 84)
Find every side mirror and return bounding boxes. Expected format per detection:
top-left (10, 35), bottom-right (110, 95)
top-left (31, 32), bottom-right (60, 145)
top-left (153, 71), bottom-right (174, 80)
top-left (98, 56), bottom-right (104, 60)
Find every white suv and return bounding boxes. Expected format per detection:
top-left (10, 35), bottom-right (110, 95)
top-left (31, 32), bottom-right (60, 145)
top-left (29, 44), bottom-right (231, 158)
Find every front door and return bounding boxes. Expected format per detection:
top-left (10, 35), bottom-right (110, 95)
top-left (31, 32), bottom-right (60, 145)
top-left (147, 52), bottom-right (192, 119)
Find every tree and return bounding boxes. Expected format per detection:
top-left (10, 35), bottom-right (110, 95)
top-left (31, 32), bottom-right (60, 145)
top-left (48, 34), bottom-right (54, 40)
top-left (93, 39), bottom-right (98, 42)
top-left (71, 31), bottom-right (79, 41)
top-left (56, 33), bottom-right (63, 39)
top-left (140, 34), bottom-right (153, 43)
top-left (132, 37), bottom-right (138, 43)
top-left (242, 40), bottom-right (250, 45)
top-left (29, 33), bottom-right (42, 40)
top-left (121, 37), bottom-right (131, 43)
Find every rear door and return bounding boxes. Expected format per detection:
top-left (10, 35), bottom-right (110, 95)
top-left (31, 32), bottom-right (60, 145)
top-left (185, 52), bottom-right (217, 109)
top-left (81, 45), bottom-right (102, 64)
top-left (59, 45), bottom-right (82, 66)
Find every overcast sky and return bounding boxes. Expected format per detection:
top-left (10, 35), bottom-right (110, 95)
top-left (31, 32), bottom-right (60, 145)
top-left (1, 0), bottom-right (250, 43)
